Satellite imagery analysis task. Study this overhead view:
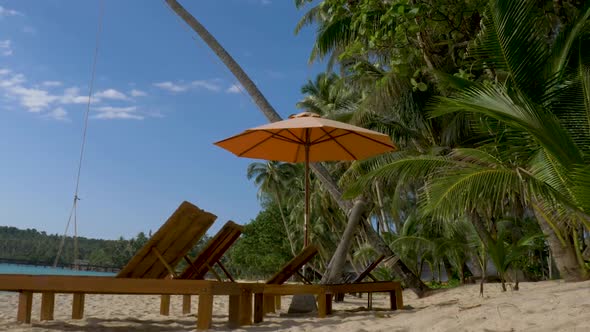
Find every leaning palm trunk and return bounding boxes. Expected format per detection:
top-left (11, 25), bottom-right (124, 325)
top-left (533, 203), bottom-right (586, 281)
top-left (165, 0), bottom-right (428, 296)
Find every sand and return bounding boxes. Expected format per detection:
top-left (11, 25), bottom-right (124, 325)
top-left (1, 280), bottom-right (589, 331)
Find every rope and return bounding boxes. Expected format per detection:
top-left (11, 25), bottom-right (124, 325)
top-left (54, 0), bottom-right (105, 268)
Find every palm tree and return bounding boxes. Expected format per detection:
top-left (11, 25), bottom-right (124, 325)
top-left (164, 0), bottom-right (429, 295)
top-left (358, 0), bottom-right (590, 280)
top-left (247, 161), bottom-right (301, 256)
top-left (296, 73), bottom-right (359, 118)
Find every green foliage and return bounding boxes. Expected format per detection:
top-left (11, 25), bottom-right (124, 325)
top-left (0, 226), bottom-right (150, 268)
top-left (226, 204), bottom-right (293, 279)
top-left (292, 0), bottom-right (590, 283)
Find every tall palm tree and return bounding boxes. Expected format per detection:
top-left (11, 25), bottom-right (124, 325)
top-left (296, 73), bottom-right (359, 118)
top-left (164, 0), bottom-right (429, 294)
top-left (357, 0), bottom-right (590, 280)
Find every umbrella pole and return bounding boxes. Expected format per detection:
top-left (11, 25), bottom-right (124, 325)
top-left (304, 145), bottom-right (310, 248)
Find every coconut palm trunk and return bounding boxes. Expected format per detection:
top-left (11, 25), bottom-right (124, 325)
top-left (533, 203), bottom-right (586, 281)
top-left (165, 0), bottom-right (428, 296)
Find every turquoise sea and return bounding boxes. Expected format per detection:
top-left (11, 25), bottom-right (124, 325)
top-left (0, 263), bottom-right (115, 276)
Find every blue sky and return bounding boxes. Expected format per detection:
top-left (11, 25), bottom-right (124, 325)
top-left (0, 0), bottom-right (323, 239)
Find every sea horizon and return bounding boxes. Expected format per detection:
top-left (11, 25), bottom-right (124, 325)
top-left (0, 263), bottom-right (116, 277)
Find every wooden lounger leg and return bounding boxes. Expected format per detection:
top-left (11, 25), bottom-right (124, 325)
top-left (72, 293), bottom-right (85, 319)
top-left (239, 289), bottom-right (253, 326)
top-left (253, 293), bottom-right (264, 323)
top-left (263, 295), bottom-right (275, 314)
top-left (368, 292), bottom-right (373, 310)
top-left (326, 294), bottom-right (333, 315)
top-left (160, 295), bottom-right (171, 316)
top-left (275, 295), bottom-right (281, 310)
top-left (390, 288), bottom-right (403, 310)
top-left (317, 292), bottom-right (327, 318)
top-left (182, 295), bottom-right (191, 314)
top-left (40, 292), bottom-right (55, 321)
top-left (197, 293), bottom-right (213, 330)
top-left (228, 295), bottom-right (240, 328)
top-left (17, 291), bottom-right (33, 323)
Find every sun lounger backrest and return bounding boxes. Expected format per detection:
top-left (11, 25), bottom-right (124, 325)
top-left (266, 245), bottom-right (318, 285)
top-left (179, 220), bottom-right (243, 279)
top-left (352, 255), bottom-right (385, 283)
top-left (117, 201), bottom-right (216, 279)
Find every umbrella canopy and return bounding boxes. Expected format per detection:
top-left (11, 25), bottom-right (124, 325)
top-left (215, 112), bottom-right (395, 162)
top-left (215, 112), bottom-right (396, 247)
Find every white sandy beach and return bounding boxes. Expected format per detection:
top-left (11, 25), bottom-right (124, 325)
top-left (0, 280), bottom-right (589, 332)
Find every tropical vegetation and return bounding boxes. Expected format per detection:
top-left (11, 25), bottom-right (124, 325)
top-left (229, 0), bottom-right (590, 288)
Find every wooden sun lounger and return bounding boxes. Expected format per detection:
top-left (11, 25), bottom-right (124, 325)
top-left (0, 274), bottom-right (258, 330)
top-left (161, 220), bottom-right (244, 315)
top-left (117, 201), bottom-right (216, 279)
top-left (267, 244), bottom-right (319, 285)
top-left (335, 254), bottom-right (386, 302)
top-left (1, 201), bottom-right (217, 327)
top-left (258, 250), bottom-right (403, 320)
top-left (260, 245), bottom-right (319, 315)
top-left (249, 281), bottom-right (403, 324)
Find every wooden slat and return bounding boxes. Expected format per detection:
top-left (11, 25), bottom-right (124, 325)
top-left (160, 295), bottom-right (170, 316)
top-left (353, 255), bottom-right (385, 283)
top-left (263, 284), bottom-right (328, 295)
top-left (253, 293), bottom-right (264, 323)
top-left (392, 288), bottom-right (403, 310)
top-left (263, 295), bottom-right (275, 314)
top-left (71, 293), bottom-right (85, 319)
top-left (328, 281), bottom-right (402, 293)
top-left (182, 295), bottom-right (191, 314)
top-left (197, 293), bottom-right (213, 330)
top-left (317, 292), bottom-right (327, 318)
top-left (40, 292), bottom-right (55, 321)
top-left (239, 288), bottom-right (253, 326)
top-left (0, 275), bottom-right (242, 295)
top-left (228, 294), bottom-right (241, 328)
top-left (267, 245), bottom-right (318, 284)
top-left (117, 201), bottom-right (216, 279)
top-left (17, 291), bottom-right (32, 323)
top-left (216, 260), bottom-right (235, 282)
top-left (179, 221), bottom-right (243, 280)
top-left (152, 247), bottom-right (178, 278)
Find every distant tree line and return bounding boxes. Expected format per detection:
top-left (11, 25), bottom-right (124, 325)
top-left (0, 226), bottom-right (150, 268)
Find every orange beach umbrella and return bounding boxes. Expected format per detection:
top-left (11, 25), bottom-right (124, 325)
top-left (215, 112), bottom-right (396, 246)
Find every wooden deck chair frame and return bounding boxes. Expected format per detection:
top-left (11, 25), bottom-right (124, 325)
top-left (0, 274), bottom-right (260, 330)
top-left (0, 201), bottom-right (217, 326)
top-left (161, 220), bottom-right (244, 315)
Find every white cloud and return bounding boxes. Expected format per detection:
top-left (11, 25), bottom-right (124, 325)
top-left (61, 87), bottom-right (92, 104)
top-left (0, 73), bottom-right (25, 88)
top-left (0, 72), bottom-right (89, 113)
top-left (226, 84), bottom-right (243, 94)
top-left (8, 86), bottom-right (58, 112)
top-left (154, 80), bottom-right (222, 93)
top-left (92, 106), bottom-right (143, 120)
top-left (45, 107), bottom-right (69, 121)
top-left (0, 6), bottom-right (21, 17)
top-left (130, 89), bottom-right (147, 97)
top-left (42, 80), bottom-right (62, 87)
top-left (94, 88), bottom-right (128, 100)
top-left (154, 81), bottom-right (187, 92)
top-left (0, 40), bottom-right (13, 56)
top-left (0, 69), bottom-right (159, 121)
top-left (191, 80), bottom-right (221, 92)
